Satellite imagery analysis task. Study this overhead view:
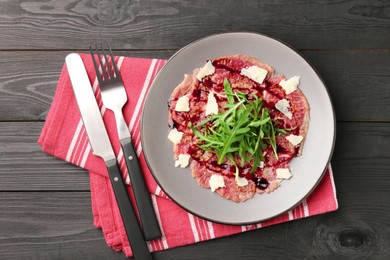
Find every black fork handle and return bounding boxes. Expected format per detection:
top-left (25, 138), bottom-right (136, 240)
top-left (106, 159), bottom-right (153, 260)
top-left (121, 137), bottom-right (162, 241)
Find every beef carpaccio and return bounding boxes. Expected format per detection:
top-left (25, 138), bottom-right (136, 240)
top-left (168, 54), bottom-right (310, 202)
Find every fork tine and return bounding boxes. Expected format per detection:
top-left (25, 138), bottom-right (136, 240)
top-left (101, 42), bottom-right (115, 79)
top-left (89, 45), bottom-right (104, 86)
top-left (95, 43), bottom-right (108, 82)
top-left (106, 42), bottom-right (120, 78)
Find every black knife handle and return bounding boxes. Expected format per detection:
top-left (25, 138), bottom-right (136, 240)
top-left (121, 137), bottom-right (162, 241)
top-left (106, 159), bottom-right (153, 260)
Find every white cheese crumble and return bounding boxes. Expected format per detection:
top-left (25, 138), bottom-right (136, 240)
top-left (168, 128), bottom-right (184, 145)
top-left (205, 92), bottom-right (218, 116)
top-left (279, 76), bottom-right (300, 95)
top-left (196, 60), bottom-right (215, 81)
top-left (175, 95), bottom-right (190, 112)
top-left (240, 66), bottom-right (268, 84)
top-left (236, 177), bottom-right (249, 187)
top-left (259, 161), bottom-right (265, 169)
top-left (275, 99), bottom-right (292, 119)
top-left (286, 134), bottom-right (303, 146)
top-left (209, 174), bottom-right (226, 192)
top-left (276, 168), bottom-right (292, 180)
top-left (175, 154), bottom-right (191, 168)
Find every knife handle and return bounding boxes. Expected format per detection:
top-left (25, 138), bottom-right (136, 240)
top-left (106, 159), bottom-right (153, 260)
top-left (121, 137), bottom-right (162, 241)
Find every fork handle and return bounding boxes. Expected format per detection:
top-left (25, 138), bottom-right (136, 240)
top-left (121, 137), bottom-right (162, 241)
top-left (106, 159), bottom-right (153, 260)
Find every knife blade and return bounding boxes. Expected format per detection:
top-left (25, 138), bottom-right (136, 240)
top-left (65, 53), bottom-right (152, 260)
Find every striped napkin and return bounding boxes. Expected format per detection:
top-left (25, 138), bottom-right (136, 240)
top-left (38, 53), bottom-right (338, 257)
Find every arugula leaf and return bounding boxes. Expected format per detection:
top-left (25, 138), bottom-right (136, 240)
top-left (190, 78), bottom-right (284, 174)
top-left (223, 78), bottom-right (235, 104)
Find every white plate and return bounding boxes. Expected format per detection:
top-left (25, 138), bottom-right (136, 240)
top-left (141, 32), bottom-right (335, 225)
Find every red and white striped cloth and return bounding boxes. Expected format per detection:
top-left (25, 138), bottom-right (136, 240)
top-left (38, 54), bottom-right (338, 257)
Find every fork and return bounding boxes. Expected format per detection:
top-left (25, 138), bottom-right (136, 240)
top-left (90, 42), bottom-right (161, 241)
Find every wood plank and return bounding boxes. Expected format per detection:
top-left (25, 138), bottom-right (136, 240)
top-left (0, 0), bottom-right (389, 50)
top-left (0, 122), bottom-right (90, 191)
top-left (303, 50), bottom-right (390, 121)
top-left (0, 192), bottom-right (128, 260)
top-left (1, 119), bottom-right (390, 198)
top-left (0, 1), bottom-right (388, 259)
top-left (0, 50), bottom-right (175, 121)
top-left (0, 50), bottom-right (389, 121)
top-left (333, 122), bottom-right (390, 189)
top-left (0, 185), bottom-right (388, 260)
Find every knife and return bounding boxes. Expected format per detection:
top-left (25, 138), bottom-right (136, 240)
top-left (65, 53), bottom-right (153, 260)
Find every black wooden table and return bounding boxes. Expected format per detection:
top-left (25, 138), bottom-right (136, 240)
top-left (0, 1), bottom-right (389, 259)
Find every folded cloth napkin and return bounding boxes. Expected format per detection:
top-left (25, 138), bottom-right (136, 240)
top-left (38, 53), bottom-right (338, 257)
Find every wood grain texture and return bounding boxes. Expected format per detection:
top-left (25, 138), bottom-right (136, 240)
top-left (1, 121), bottom-right (390, 192)
top-left (0, 184), bottom-right (388, 260)
top-left (0, 50), bottom-right (175, 121)
top-left (0, 0), bottom-right (389, 50)
top-left (0, 50), bottom-right (389, 121)
top-left (0, 122), bottom-right (389, 259)
top-left (0, 122), bottom-right (89, 191)
top-left (0, 192), bottom-right (128, 260)
top-left (304, 50), bottom-right (390, 122)
top-left (0, 0), bottom-right (389, 259)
